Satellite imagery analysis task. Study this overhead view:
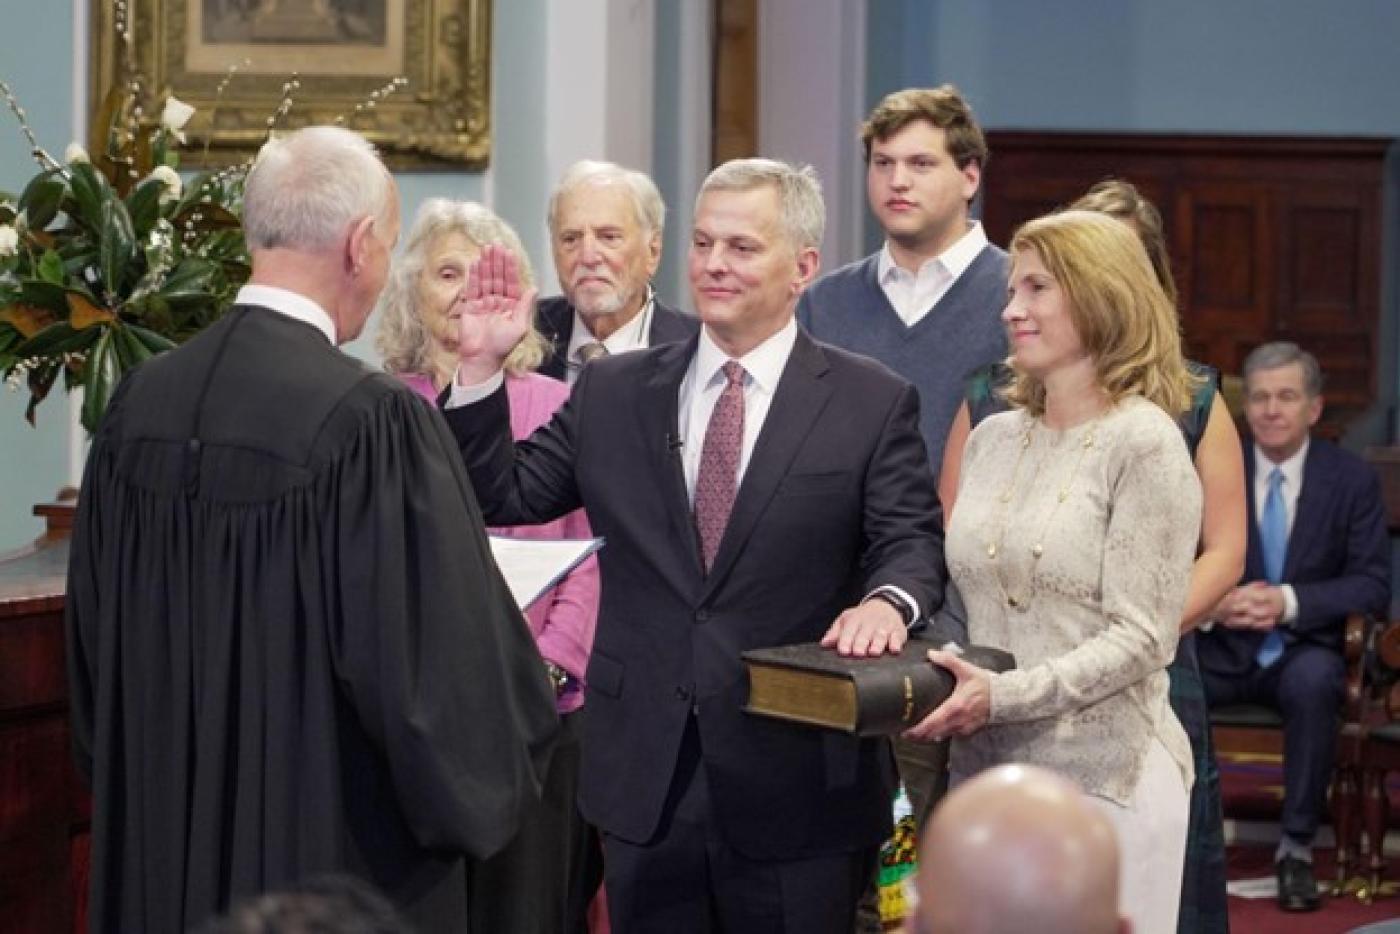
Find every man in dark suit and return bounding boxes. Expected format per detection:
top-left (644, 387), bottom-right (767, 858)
top-left (1197, 341), bottom-right (1389, 913)
top-left (538, 159), bottom-right (699, 382)
top-left (443, 158), bottom-right (946, 933)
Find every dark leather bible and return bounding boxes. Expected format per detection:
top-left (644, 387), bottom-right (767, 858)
top-left (742, 637), bottom-right (1016, 736)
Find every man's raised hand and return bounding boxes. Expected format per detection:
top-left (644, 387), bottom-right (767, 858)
top-left (454, 244), bottom-right (538, 385)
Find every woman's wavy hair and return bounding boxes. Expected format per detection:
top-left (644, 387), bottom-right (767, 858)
top-left (376, 198), bottom-right (547, 380)
top-left (1004, 210), bottom-right (1200, 418)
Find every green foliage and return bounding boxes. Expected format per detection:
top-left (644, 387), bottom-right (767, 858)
top-left (0, 90), bottom-right (249, 432)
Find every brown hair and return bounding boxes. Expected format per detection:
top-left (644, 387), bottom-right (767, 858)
top-left (1070, 178), bottom-right (1177, 306)
top-left (1004, 210), bottom-right (1199, 418)
top-left (860, 85), bottom-right (989, 171)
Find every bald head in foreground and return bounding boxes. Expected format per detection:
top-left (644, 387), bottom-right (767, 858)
top-left (915, 765), bottom-right (1129, 934)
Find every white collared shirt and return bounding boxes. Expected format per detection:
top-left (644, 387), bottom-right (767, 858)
top-left (563, 291), bottom-right (656, 386)
top-left (677, 320), bottom-right (797, 501)
top-left (235, 284), bottom-right (337, 344)
top-left (678, 320), bottom-right (920, 622)
top-left (876, 222), bottom-right (989, 326)
top-left (1255, 439), bottom-right (1309, 623)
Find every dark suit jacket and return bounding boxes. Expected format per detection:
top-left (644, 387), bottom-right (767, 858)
top-left (535, 294), bottom-right (699, 380)
top-left (1198, 438), bottom-right (1390, 677)
top-left (444, 330), bottom-right (945, 859)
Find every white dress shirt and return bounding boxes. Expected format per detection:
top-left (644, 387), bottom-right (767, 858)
top-left (679, 320), bottom-right (919, 622)
top-left (876, 222), bottom-right (989, 326)
top-left (1255, 440), bottom-right (1309, 623)
top-left (563, 290), bottom-right (656, 385)
top-left (235, 284), bottom-right (337, 344)
top-left (677, 320), bottom-right (796, 501)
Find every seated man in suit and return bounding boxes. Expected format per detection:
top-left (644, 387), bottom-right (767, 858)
top-left (443, 158), bottom-right (946, 933)
top-left (1197, 341), bottom-right (1390, 912)
top-left (916, 765), bottom-right (1127, 934)
top-left (538, 159), bottom-right (699, 382)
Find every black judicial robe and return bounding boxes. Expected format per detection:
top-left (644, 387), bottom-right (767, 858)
top-left (65, 305), bottom-right (558, 934)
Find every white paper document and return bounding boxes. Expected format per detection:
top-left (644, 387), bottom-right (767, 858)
top-left (488, 536), bottom-right (603, 610)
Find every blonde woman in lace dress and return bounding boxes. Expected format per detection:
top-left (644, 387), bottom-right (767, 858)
top-left (909, 210), bottom-right (1203, 934)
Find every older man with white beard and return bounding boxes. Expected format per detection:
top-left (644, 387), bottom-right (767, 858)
top-left (536, 160), bottom-right (698, 383)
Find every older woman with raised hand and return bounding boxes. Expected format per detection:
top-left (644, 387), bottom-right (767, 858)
top-left (376, 198), bottom-right (600, 934)
top-left (912, 211), bottom-right (1202, 934)
top-left (939, 180), bottom-right (1243, 934)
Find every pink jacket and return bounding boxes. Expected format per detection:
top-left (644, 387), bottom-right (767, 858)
top-left (400, 372), bottom-right (600, 713)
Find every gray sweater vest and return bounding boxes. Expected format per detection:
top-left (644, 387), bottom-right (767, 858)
top-left (796, 245), bottom-right (1010, 475)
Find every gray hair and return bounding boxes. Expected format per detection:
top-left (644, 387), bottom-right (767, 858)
top-left (547, 160), bottom-right (666, 239)
top-left (376, 198), bottom-right (547, 378)
top-left (697, 158), bottom-right (825, 251)
top-left (1243, 341), bottom-right (1323, 397)
top-left (243, 126), bottom-right (393, 251)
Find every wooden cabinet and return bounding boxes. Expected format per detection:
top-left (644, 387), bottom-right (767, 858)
top-left (0, 502), bottom-right (88, 934)
top-left (982, 132), bottom-right (1391, 439)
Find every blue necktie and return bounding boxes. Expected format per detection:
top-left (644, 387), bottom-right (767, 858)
top-left (1255, 467), bottom-right (1287, 668)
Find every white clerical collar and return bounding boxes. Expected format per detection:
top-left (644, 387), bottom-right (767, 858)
top-left (236, 284), bottom-right (337, 344)
top-left (1255, 438), bottom-right (1309, 489)
top-left (694, 318), bottom-right (798, 396)
top-left (877, 221), bottom-right (989, 283)
top-left (567, 288), bottom-right (656, 362)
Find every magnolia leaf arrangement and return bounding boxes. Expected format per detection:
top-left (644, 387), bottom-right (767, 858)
top-left (0, 75), bottom-right (252, 432)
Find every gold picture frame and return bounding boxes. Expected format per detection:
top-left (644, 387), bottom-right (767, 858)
top-left (90, 0), bottom-right (491, 169)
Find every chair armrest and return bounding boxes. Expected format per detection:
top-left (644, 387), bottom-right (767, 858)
top-left (1379, 619), bottom-right (1400, 672)
top-left (1342, 613), bottom-right (1370, 724)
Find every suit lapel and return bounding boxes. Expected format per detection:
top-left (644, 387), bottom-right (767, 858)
top-left (651, 300), bottom-right (699, 343)
top-left (701, 333), bottom-right (833, 597)
top-left (1243, 445), bottom-right (1265, 581)
top-left (638, 336), bottom-right (704, 577)
top-left (539, 300), bottom-right (574, 380)
top-left (1284, 443), bottom-right (1324, 581)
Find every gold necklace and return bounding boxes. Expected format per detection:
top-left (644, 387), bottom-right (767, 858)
top-left (985, 414), bottom-right (1102, 609)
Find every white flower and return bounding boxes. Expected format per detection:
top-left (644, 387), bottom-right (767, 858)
top-left (161, 96), bottom-right (195, 143)
top-left (149, 165), bottom-right (182, 203)
top-left (64, 142), bottom-right (90, 164)
top-left (0, 224), bottom-right (18, 256)
top-left (146, 217), bottom-right (174, 252)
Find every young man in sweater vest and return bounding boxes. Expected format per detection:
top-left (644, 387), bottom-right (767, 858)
top-left (797, 85), bottom-right (1008, 475)
top-left (795, 87), bottom-right (1009, 929)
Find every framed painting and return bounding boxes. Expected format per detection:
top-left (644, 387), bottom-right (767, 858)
top-left (89, 0), bottom-right (491, 168)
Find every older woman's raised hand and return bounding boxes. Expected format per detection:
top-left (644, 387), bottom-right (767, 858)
top-left (453, 244), bottom-right (538, 385)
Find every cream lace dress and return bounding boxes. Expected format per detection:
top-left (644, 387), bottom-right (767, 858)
top-left (946, 395), bottom-right (1202, 804)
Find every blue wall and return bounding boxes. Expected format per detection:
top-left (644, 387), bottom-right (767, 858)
top-left (868, 0), bottom-right (1400, 136)
top-left (0, 3), bottom-right (77, 551)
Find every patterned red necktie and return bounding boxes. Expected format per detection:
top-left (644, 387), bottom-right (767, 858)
top-left (694, 361), bottom-right (746, 572)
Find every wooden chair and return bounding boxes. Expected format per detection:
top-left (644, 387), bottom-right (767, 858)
top-left (1209, 614), bottom-right (1372, 894)
top-left (1354, 619), bottom-right (1400, 901)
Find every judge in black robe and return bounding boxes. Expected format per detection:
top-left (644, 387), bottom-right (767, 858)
top-left (65, 126), bottom-right (558, 934)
